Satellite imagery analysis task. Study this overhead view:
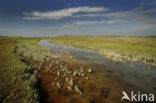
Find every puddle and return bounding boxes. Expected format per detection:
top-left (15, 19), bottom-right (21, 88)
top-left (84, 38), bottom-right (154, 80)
top-left (38, 39), bottom-right (156, 103)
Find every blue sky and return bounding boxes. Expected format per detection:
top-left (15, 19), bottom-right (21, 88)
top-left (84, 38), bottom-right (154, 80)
top-left (0, 0), bottom-right (156, 36)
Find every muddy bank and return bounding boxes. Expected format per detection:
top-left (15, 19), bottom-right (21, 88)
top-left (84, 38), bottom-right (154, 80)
top-left (16, 39), bottom-right (156, 103)
top-left (37, 58), bottom-right (99, 103)
top-left (16, 42), bottom-right (116, 103)
top-left (39, 39), bottom-right (156, 102)
top-left (23, 56), bottom-right (118, 103)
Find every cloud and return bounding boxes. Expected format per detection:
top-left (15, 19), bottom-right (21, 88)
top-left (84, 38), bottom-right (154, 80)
top-left (22, 6), bottom-right (109, 20)
top-left (74, 8), bottom-right (156, 19)
top-left (75, 20), bottom-right (115, 25)
top-left (22, 0), bottom-right (156, 24)
top-left (73, 1), bottom-right (156, 24)
top-left (20, 0), bottom-right (156, 36)
top-left (63, 19), bottom-right (124, 28)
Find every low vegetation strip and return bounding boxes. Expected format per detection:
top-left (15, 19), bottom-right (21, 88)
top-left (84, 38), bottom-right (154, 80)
top-left (16, 38), bottom-right (93, 92)
top-left (0, 37), bottom-right (41, 103)
top-left (52, 36), bottom-right (156, 67)
top-left (0, 36), bottom-right (93, 103)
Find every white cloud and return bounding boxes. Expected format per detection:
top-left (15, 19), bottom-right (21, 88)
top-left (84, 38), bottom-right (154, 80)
top-left (73, 1), bottom-right (156, 24)
top-left (22, 1), bottom-right (156, 24)
top-left (19, 0), bottom-right (156, 36)
top-left (63, 20), bottom-right (123, 28)
top-left (23, 6), bottom-right (109, 20)
top-left (63, 24), bottom-right (74, 28)
top-left (74, 8), bottom-right (156, 19)
top-left (75, 20), bottom-right (115, 25)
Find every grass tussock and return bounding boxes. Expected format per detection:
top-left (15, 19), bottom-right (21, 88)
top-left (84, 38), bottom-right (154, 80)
top-left (0, 37), bottom-right (43, 103)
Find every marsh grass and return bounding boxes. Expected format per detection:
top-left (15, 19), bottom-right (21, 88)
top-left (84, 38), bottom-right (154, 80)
top-left (0, 37), bottom-right (43, 103)
top-left (52, 36), bottom-right (156, 65)
top-left (52, 36), bottom-right (156, 56)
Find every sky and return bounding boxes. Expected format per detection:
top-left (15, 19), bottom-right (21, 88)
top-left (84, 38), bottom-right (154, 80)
top-left (0, 0), bottom-right (156, 36)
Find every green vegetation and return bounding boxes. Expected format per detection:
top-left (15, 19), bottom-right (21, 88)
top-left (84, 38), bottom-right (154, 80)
top-left (0, 37), bottom-right (43, 103)
top-left (52, 36), bottom-right (156, 66)
top-left (52, 36), bottom-right (156, 56)
top-left (0, 35), bottom-right (155, 102)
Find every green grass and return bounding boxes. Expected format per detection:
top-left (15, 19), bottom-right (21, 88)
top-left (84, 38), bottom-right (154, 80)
top-left (52, 36), bottom-right (156, 58)
top-left (0, 35), bottom-right (155, 102)
top-left (0, 37), bottom-right (43, 103)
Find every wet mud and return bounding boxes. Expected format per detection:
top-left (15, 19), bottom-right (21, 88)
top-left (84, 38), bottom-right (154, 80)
top-left (17, 39), bottom-right (156, 103)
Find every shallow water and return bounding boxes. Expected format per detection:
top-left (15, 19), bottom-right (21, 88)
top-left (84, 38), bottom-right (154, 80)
top-left (38, 39), bottom-right (156, 103)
